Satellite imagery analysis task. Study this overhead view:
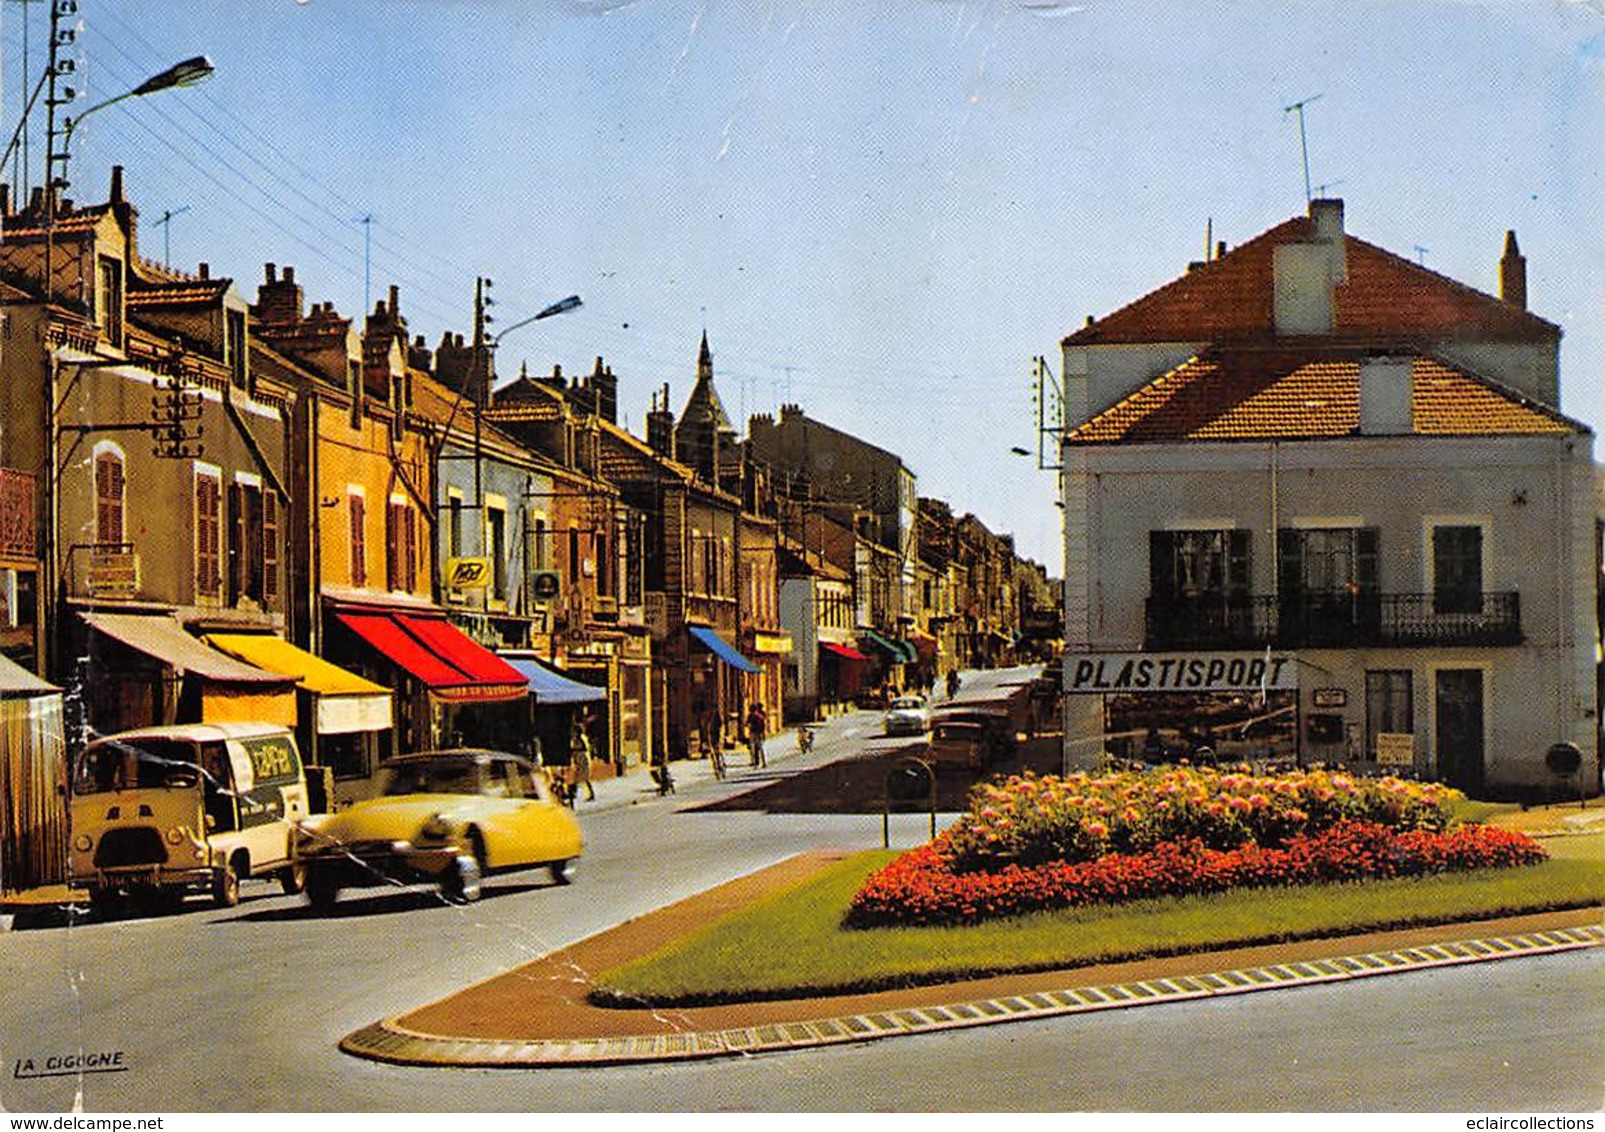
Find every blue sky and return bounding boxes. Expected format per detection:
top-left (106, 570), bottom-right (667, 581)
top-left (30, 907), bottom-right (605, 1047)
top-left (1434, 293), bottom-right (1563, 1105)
top-left (8, 0), bottom-right (1604, 568)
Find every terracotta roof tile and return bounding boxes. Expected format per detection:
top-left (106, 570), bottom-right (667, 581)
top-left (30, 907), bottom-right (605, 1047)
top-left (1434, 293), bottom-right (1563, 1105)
top-left (1070, 349), bottom-right (1578, 444)
top-left (1065, 215), bottom-right (1557, 346)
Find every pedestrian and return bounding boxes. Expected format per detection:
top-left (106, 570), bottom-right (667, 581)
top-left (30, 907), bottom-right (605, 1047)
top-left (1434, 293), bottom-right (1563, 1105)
top-left (570, 719), bottom-right (595, 801)
top-left (946, 669), bottom-right (961, 699)
top-left (746, 702), bottom-right (767, 768)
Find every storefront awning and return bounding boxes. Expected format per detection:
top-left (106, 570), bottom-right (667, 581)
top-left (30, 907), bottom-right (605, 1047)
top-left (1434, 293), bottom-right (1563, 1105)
top-left (0, 653), bottom-right (57, 698)
top-left (863, 630), bottom-right (914, 663)
top-left (204, 633), bottom-right (393, 736)
top-left (80, 612), bottom-right (297, 726)
top-left (821, 641), bottom-right (870, 662)
top-left (334, 611), bottom-right (528, 703)
top-left (688, 625), bottom-right (761, 674)
top-left (500, 655), bottom-right (606, 706)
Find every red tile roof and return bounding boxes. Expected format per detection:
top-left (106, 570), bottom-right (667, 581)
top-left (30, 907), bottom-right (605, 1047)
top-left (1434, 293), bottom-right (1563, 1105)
top-left (1064, 215), bottom-right (1558, 346)
top-left (1069, 349), bottom-right (1579, 444)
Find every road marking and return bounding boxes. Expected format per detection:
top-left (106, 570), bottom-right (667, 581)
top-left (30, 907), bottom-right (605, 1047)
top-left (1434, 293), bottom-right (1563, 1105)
top-left (340, 922), bottom-right (1605, 1067)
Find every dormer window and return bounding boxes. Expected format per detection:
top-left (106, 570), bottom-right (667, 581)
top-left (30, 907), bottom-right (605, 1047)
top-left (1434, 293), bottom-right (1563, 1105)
top-left (226, 307), bottom-right (248, 390)
top-left (96, 255), bottom-right (124, 348)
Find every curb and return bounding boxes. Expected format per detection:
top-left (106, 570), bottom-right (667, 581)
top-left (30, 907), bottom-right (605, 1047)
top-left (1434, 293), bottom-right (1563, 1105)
top-left (340, 921), bottom-right (1604, 1068)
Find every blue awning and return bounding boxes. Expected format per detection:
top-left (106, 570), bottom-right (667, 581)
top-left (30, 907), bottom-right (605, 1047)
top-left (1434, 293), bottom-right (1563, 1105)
top-left (499, 655), bottom-right (606, 705)
top-left (688, 626), bottom-right (761, 674)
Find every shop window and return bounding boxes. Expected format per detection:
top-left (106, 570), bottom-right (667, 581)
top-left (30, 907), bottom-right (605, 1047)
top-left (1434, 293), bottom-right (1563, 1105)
top-left (1365, 669), bottom-right (1413, 758)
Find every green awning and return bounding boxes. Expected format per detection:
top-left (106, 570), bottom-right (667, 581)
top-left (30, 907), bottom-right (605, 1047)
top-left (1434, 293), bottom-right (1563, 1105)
top-left (863, 630), bottom-right (913, 664)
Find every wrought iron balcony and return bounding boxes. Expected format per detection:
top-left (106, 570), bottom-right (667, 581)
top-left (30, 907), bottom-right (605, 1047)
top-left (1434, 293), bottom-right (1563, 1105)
top-left (0, 467), bottom-right (36, 559)
top-left (1145, 591), bottom-right (1522, 650)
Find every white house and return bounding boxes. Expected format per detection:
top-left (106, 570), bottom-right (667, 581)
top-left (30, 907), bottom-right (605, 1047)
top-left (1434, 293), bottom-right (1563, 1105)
top-left (1059, 199), bottom-right (1599, 798)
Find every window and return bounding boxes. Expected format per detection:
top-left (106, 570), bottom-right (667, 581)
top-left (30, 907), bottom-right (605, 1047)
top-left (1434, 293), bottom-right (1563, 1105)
top-left (194, 470), bottom-right (221, 598)
top-left (1279, 527), bottom-right (1378, 596)
top-left (227, 481), bottom-right (266, 605)
top-left (567, 526), bottom-right (581, 587)
top-left (96, 255), bottom-right (124, 347)
top-left (1432, 525), bottom-right (1483, 614)
top-left (1365, 670), bottom-right (1413, 758)
top-left (94, 449), bottom-right (125, 545)
top-left (386, 499), bottom-right (416, 592)
top-left (532, 517), bottom-right (549, 571)
top-left (595, 529), bottom-right (610, 597)
top-left (1149, 530), bottom-right (1250, 599)
top-left (349, 493), bottom-right (367, 587)
top-left (486, 505), bottom-right (507, 599)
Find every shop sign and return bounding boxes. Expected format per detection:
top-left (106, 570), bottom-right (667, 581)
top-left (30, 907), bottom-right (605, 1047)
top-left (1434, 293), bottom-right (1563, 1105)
top-left (1312, 688), bottom-right (1347, 708)
top-left (445, 557), bottom-right (492, 590)
top-left (1375, 732), bottom-right (1414, 767)
top-left (1063, 651), bottom-right (1296, 694)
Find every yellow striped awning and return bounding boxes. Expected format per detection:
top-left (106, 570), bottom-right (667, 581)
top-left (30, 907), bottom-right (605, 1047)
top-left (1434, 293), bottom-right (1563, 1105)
top-left (204, 634), bottom-right (388, 697)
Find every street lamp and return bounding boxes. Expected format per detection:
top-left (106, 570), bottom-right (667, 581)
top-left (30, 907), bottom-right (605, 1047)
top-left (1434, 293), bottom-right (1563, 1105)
top-left (58, 55), bottom-right (216, 174)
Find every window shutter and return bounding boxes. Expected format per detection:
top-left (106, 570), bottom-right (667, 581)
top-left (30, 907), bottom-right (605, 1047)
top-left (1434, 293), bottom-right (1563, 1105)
top-left (1276, 529), bottom-right (1302, 598)
top-left (1228, 530), bottom-right (1252, 595)
top-left (96, 454), bottom-right (125, 545)
top-left (385, 502), bottom-right (399, 592)
top-left (227, 482), bottom-right (244, 604)
top-left (349, 495), bottom-right (367, 587)
top-left (1149, 531), bottom-right (1176, 598)
top-left (263, 493), bottom-right (279, 601)
top-left (1357, 527), bottom-right (1380, 595)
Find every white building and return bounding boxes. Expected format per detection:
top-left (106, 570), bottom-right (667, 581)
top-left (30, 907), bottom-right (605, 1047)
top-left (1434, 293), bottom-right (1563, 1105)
top-left (1059, 199), bottom-right (1600, 798)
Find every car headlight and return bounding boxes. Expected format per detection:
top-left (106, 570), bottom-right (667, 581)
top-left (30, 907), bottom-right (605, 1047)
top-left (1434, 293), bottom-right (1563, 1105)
top-left (165, 827), bottom-right (185, 846)
top-left (419, 814), bottom-right (452, 841)
top-left (73, 834), bottom-right (92, 852)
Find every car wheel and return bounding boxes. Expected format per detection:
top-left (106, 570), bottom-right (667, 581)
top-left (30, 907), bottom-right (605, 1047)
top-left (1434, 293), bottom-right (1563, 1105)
top-left (548, 859), bottom-right (576, 886)
top-left (279, 862), bottom-right (307, 896)
top-left (305, 864), bottom-right (340, 911)
top-left (441, 853), bottom-right (481, 903)
top-left (212, 860), bottom-right (240, 909)
top-left (87, 887), bottom-right (121, 921)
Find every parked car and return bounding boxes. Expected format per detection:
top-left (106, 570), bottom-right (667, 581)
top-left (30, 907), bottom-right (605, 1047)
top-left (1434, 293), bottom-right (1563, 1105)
top-left (293, 749), bottom-right (583, 908)
top-left (925, 708), bottom-right (1018, 770)
top-left (70, 723), bottom-right (310, 914)
top-left (882, 695), bottom-right (930, 737)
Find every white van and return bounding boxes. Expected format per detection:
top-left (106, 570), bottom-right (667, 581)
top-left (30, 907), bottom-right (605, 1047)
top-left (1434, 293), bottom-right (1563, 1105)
top-left (70, 722), bottom-right (309, 914)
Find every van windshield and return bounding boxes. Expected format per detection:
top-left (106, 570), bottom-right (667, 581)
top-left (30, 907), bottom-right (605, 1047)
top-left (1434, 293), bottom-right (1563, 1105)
top-left (74, 738), bottom-right (201, 796)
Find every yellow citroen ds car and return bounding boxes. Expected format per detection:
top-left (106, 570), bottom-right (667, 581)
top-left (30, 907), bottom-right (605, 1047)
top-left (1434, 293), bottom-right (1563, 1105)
top-left (293, 749), bottom-right (583, 908)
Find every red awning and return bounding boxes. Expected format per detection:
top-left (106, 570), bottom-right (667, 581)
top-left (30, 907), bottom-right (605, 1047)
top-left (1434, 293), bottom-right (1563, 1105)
top-left (821, 641), bottom-right (870, 662)
top-left (335, 611), bottom-right (527, 703)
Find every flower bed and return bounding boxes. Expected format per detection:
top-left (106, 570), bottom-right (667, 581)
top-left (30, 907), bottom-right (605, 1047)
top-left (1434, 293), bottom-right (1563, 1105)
top-left (846, 768), bottom-right (1547, 928)
top-left (947, 767), bottom-right (1459, 871)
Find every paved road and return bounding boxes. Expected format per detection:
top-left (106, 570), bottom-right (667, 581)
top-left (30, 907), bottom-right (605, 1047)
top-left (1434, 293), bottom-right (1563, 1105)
top-left (4, 683), bottom-right (1602, 1112)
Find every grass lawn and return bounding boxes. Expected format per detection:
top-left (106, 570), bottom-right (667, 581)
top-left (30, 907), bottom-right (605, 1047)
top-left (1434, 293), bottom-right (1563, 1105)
top-left (593, 835), bottom-right (1605, 1007)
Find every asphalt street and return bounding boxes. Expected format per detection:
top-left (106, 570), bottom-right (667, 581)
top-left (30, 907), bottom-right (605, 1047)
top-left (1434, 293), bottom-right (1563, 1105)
top-left (3, 676), bottom-right (1601, 1112)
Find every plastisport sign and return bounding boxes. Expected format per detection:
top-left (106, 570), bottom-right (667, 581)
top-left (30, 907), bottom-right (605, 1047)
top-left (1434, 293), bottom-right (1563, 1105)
top-left (1064, 651), bottom-right (1296, 694)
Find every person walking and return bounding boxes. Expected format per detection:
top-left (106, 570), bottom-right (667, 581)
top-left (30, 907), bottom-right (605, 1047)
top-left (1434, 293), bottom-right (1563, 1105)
top-left (746, 702), bottom-right (767, 768)
top-left (569, 719), bottom-right (595, 802)
top-left (946, 669), bottom-right (961, 700)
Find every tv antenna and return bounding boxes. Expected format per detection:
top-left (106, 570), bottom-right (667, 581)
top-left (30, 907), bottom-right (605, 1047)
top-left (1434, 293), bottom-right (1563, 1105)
top-left (152, 205), bottom-right (189, 267)
top-left (1282, 93), bottom-right (1323, 204)
top-left (1412, 245), bottom-right (1430, 266)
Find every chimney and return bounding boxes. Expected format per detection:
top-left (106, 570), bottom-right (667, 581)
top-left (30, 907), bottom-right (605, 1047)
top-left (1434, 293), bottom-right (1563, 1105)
top-left (1274, 197), bottom-right (1348, 335)
top-left (198, 262), bottom-right (209, 279)
top-left (647, 382), bottom-right (677, 459)
top-left (255, 261), bottom-right (304, 324)
top-left (109, 165), bottom-right (125, 205)
top-left (1499, 230), bottom-right (1527, 310)
top-left (1358, 355), bottom-right (1414, 435)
